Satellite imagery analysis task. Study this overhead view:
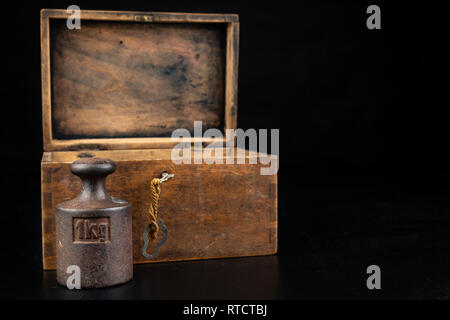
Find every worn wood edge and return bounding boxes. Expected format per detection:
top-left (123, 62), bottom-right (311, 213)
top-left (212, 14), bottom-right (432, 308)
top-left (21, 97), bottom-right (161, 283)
top-left (41, 10), bottom-right (52, 151)
top-left (46, 137), bottom-right (228, 152)
top-left (263, 173), bottom-right (278, 256)
top-left (225, 22), bottom-right (239, 137)
top-left (40, 161), bottom-right (50, 270)
top-left (40, 150), bottom-right (278, 270)
top-left (40, 170), bottom-right (278, 270)
top-left (41, 8), bottom-right (239, 23)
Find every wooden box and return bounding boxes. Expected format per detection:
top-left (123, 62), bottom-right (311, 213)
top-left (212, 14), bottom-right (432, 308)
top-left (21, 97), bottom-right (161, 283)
top-left (40, 9), bottom-right (277, 270)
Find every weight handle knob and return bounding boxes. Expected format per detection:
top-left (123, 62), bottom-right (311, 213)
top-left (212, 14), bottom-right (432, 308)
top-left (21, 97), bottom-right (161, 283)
top-left (70, 158), bottom-right (116, 201)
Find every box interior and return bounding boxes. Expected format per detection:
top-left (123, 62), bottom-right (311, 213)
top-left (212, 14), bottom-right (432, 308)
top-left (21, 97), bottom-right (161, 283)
top-left (49, 19), bottom-right (227, 140)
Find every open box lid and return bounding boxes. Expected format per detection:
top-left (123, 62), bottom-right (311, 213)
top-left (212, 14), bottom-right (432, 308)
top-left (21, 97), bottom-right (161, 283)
top-left (41, 9), bottom-right (239, 151)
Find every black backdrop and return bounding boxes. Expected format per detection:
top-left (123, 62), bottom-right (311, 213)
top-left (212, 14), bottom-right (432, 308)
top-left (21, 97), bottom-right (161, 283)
top-left (1, 0), bottom-right (448, 299)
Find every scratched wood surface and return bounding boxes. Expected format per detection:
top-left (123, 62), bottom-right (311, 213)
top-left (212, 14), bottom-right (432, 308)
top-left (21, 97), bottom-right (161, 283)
top-left (41, 149), bottom-right (278, 270)
top-left (50, 19), bottom-right (225, 139)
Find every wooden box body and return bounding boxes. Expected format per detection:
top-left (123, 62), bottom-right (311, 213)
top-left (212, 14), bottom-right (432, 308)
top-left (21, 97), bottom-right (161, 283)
top-left (41, 149), bottom-right (277, 269)
top-left (40, 9), bottom-right (277, 269)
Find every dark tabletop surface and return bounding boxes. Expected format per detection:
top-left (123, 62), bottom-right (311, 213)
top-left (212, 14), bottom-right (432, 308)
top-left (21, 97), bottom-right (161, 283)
top-left (2, 173), bottom-right (450, 300)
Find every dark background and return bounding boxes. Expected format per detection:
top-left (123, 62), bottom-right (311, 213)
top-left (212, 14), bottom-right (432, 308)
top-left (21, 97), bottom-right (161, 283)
top-left (1, 0), bottom-right (449, 299)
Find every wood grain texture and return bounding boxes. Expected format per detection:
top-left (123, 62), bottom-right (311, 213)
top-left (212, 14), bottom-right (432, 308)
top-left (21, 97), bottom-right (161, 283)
top-left (51, 20), bottom-right (225, 139)
top-left (41, 9), bottom-right (239, 151)
top-left (41, 148), bottom-right (277, 270)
